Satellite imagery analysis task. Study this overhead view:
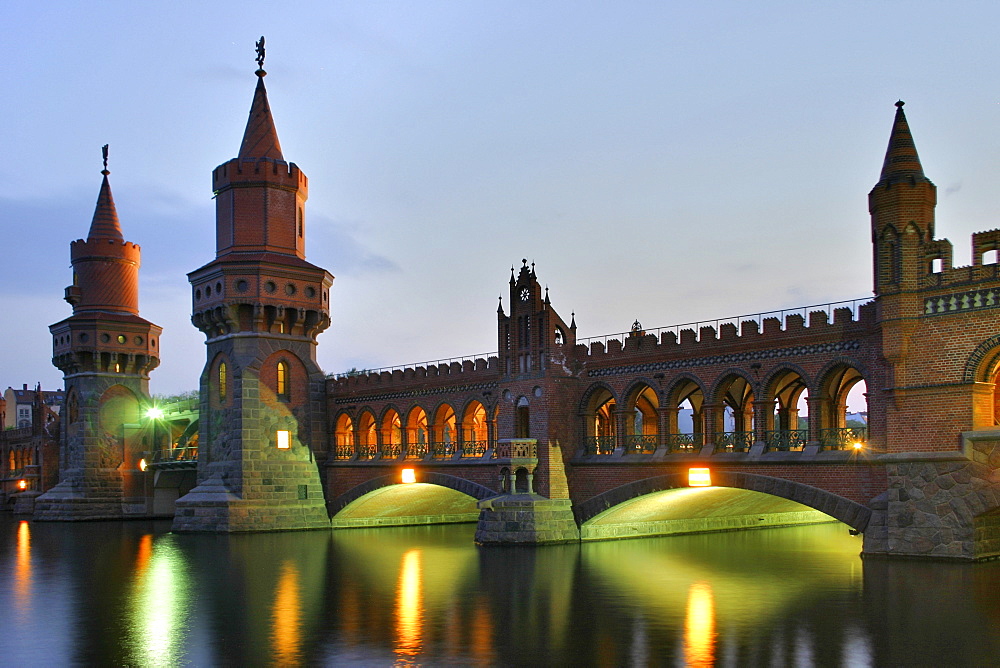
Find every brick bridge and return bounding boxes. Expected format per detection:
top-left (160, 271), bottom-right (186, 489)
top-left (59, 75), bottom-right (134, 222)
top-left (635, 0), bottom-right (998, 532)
top-left (31, 57), bottom-right (1000, 562)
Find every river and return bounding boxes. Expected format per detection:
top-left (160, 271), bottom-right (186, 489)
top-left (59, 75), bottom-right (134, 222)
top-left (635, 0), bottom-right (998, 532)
top-left (1, 515), bottom-right (999, 666)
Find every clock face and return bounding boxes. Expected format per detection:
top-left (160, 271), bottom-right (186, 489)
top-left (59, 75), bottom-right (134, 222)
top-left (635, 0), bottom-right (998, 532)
top-left (520, 288), bottom-right (530, 301)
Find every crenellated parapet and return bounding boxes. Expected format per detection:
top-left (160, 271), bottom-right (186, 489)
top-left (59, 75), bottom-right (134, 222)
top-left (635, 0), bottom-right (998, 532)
top-left (572, 302), bottom-right (875, 365)
top-left (330, 356), bottom-right (499, 393)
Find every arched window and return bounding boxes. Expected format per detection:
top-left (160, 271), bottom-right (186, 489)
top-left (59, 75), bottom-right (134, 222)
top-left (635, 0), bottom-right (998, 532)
top-left (218, 362), bottom-right (227, 402)
top-left (276, 361), bottom-right (289, 401)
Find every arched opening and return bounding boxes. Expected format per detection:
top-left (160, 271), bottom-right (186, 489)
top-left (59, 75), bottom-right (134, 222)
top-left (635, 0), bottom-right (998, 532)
top-left (766, 369), bottom-right (809, 451)
top-left (406, 407), bottom-right (428, 458)
top-left (818, 365), bottom-right (868, 450)
top-left (357, 411), bottom-right (377, 459)
top-left (461, 401), bottom-right (489, 457)
top-left (431, 404), bottom-right (457, 458)
top-left (583, 387), bottom-right (616, 455)
top-left (333, 414), bottom-right (355, 459)
top-left (513, 467), bottom-right (532, 494)
top-left (667, 379), bottom-right (705, 453)
top-left (515, 397), bottom-right (530, 438)
top-left (716, 376), bottom-right (755, 452)
top-left (381, 409), bottom-right (402, 459)
top-left (276, 360), bottom-right (289, 401)
top-left (624, 383), bottom-right (659, 454)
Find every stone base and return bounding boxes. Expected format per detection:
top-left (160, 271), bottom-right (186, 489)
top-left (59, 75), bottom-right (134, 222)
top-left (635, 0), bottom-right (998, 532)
top-left (172, 474), bottom-right (331, 532)
top-left (33, 472), bottom-right (125, 521)
top-left (475, 494), bottom-right (580, 545)
top-left (12, 491), bottom-right (40, 515)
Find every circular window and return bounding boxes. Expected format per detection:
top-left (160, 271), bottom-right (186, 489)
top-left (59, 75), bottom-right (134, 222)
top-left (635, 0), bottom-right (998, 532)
top-left (80, 333), bottom-right (89, 342)
top-left (151, 338), bottom-right (156, 348)
top-left (236, 279), bottom-right (249, 292)
top-left (215, 281), bottom-right (223, 294)
top-left (305, 286), bottom-right (316, 298)
top-left (195, 289), bottom-right (202, 300)
top-left (323, 291), bottom-right (328, 302)
top-left (100, 333), bottom-right (110, 343)
top-left (533, 386), bottom-right (543, 398)
top-left (117, 335), bottom-right (127, 344)
top-left (134, 336), bottom-right (143, 345)
top-left (205, 285), bottom-right (212, 297)
top-left (285, 283), bottom-right (296, 296)
top-left (265, 281), bottom-right (276, 294)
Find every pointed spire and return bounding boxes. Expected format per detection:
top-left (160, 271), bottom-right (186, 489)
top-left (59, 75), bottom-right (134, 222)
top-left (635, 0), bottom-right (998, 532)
top-left (570, 312), bottom-right (576, 329)
top-left (238, 51), bottom-right (284, 161)
top-left (498, 295), bottom-right (504, 314)
top-left (544, 285), bottom-right (550, 305)
top-left (878, 101), bottom-right (927, 186)
top-left (88, 145), bottom-right (123, 241)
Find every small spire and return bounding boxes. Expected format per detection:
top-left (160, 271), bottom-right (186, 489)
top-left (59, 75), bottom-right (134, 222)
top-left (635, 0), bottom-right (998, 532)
top-left (544, 285), bottom-right (550, 305)
top-left (570, 312), bottom-right (576, 329)
top-left (510, 266), bottom-right (515, 285)
top-left (878, 99), bottom-right (927, 186)
top-left (498, 295), bottom-right (504, 314)
top-left (239, 37), bottom-right (283, 160)
top-left (88, 145), bottom-right (124, 241)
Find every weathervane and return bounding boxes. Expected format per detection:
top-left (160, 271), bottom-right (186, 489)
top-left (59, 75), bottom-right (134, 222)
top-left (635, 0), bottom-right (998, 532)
top-left (101, 144), bottom-right (109, 175)
top-left (255, 35), bottom-right (266, 74)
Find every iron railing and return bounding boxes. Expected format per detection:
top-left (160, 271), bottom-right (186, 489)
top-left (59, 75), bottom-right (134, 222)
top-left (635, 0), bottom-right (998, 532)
top-left (819, 427), bottom-right (868, 450)
top-left (624, 434), bottom-right (658, 455)
top-left (716, 431), bottom-right (754, 453)
top-left (666, 433), bottom-right (703, 453)
top-left (764, 429), bottom-right (809, 451)
top-left (356, 444), bottom-right (378, 459)
top-left (583, 436), bottom-right (616, 456)
top-left (407, 443), bottom-right (428, 459)
top-left (429, 442), bottom-right (455, 458)
top-left (381, 443), bottom-right (402, 459)
top-left (461, 440), bottom-right (488, 457)
top-left (333, 444), bottom-right (355, 460)
top-left (150, 445), bottom-right (199, 463)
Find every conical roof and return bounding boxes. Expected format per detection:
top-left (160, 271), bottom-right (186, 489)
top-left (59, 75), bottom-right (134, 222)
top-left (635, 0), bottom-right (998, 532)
top-left (238, 74), bottom-right (284, 160)
top-left (878, 101), bottom-right (927, 185)
top-left (87, 171), bottom-right (124, 241)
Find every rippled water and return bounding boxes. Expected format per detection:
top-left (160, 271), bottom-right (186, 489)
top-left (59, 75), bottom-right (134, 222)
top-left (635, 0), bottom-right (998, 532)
top-left (2, 515), bottom-right (1000, 666)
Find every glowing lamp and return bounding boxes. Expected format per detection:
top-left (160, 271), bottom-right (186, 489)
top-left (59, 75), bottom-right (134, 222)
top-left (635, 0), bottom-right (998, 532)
top-left (276, 430), bottom-right (291, 449)
top-left (17, 479), bottom-right (27, 491)
top-left (138, 458), bottom-right (148, 472)
top-left (852, 442), bottom-right (863, 451)
top-left (146, 407), bottom-right (164, 420)
top-left (688, 468), bottom-right (712, 487)
top-left (401, 468), bottom-right (416, 484)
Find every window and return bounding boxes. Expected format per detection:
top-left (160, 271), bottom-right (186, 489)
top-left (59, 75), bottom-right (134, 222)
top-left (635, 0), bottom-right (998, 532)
top-left (219, 362), bottom-right (227, 401)
top-left (276, 430), bottom-right (290, 449)
top-left (277, 361), bottom-right (289, 400)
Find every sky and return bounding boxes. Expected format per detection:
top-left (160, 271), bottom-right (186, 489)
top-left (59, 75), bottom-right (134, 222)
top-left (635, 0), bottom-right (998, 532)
top-left (3, 1), bottom-right (1000, 398)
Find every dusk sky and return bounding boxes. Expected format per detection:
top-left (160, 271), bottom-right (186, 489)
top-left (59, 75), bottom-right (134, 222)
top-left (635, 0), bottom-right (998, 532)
top-left (4, 2), bottom-right (1000, 397)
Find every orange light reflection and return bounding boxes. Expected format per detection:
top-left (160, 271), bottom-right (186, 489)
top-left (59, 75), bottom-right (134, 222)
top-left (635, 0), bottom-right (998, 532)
top-left (395, 549), bottom-right (424, 659)
top-left (14, 520), bottom-right (32, 615)
top-left (684, 581), bottom-right (716, 667)
top-left (271, 561), bottom-right (302, 665)
top-left (135, 534), bottom-right (153, 575)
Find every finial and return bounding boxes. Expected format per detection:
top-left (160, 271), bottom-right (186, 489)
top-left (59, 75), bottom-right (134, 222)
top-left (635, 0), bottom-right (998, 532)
top-left (895, 100), bottom-right (905, 109)
top-left (522, 258), bottom-right (528, 267)
top-left (101, 144), bottom-right (109, 175)
top-left (255, 36), bottom-right (266, 77)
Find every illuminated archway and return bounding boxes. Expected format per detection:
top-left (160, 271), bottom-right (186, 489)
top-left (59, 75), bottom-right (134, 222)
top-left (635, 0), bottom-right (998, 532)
top-left (405, 407), bottom-right (429, 458)
top-left (624, 382), bottom-right (659, 454)
top-left (582, 385), bottom-right (617, 455)
top-left (333, 413), bottom-right (355, 459)
top-left (764, 367), bottom-right (809, 451)
top-left (357, 411), bottom-right (377, 459)
top-left (461, 400), bottom-right (489, 457)
top-left (431, 404), bottom-right (457, 458)
top-left (713, 374), bottom-right (755, 453)
top-left (381, 409), bottom-right (403, 459)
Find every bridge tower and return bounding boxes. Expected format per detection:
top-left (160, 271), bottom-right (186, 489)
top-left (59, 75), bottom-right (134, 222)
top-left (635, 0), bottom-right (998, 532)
top-left (172, 52), bottom-right (333, 532)
top-left (35, 153), bottom-right (162, 520)
top-left (477, 261), bottom-right (579, 544)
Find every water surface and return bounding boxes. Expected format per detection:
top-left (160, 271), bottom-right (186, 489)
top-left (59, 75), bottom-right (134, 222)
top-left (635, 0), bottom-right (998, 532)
top-left (2, 515), bottom-right (999, 666)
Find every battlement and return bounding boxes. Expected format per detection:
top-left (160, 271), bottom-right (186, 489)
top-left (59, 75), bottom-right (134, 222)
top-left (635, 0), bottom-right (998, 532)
top-left (573, 299), bottom-right (874, 362)
top-left (212, 157), bottom-right (307, 194)
top-left (329, 355), bottom-right (499, 390)
top-left (70, 238), bottom-right (141, 263)
top-left (915, 230), bottom-right (1000, 290)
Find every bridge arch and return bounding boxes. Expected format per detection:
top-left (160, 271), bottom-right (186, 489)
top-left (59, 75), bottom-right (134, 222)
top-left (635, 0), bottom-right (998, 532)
top-left (328, 471), bottom-right (496, 516)
top-left (575, 471), bottom-right (872, 533)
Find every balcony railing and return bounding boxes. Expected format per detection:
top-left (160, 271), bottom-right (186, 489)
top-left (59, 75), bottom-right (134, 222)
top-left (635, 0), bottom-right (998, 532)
top-left (624, 434), bottom-right (658, 455)
top-left (429, 442), bottom-right (456, 458)
top-left (819, 427), bottom-right (868, 450)
top-left (461, 440), bottom-right (488, 458)
top-left (666, 432), bottom-right (703, 453)
top-left (381, 443), bottom-right (402, 459)
top-left (356, 444), bottom-right (378, 459)
top-left (583, 436), bottom-right (616, 456)
top-left (150, 446), bottom-right (199, 464)
top-left (715, 431), bottom-right (754, 453)
top-left (406, 443), bottom-right (428, 459)
top-left (764, 429), bottom-right (809, 452)
top-left (333, 444), bottom-right (355, 460)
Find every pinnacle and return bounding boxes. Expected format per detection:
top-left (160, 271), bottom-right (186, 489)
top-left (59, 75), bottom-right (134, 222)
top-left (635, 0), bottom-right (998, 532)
top-left (238, 75), bottom-right (284, 160)
top-left (87, 172), bottom-right (124, 241)
top-left (878, 100), bottom-right (927, 186)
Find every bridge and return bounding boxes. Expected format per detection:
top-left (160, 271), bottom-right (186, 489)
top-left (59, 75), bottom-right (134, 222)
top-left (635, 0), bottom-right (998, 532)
top-left (30, 56), bottom-right (1000, 561)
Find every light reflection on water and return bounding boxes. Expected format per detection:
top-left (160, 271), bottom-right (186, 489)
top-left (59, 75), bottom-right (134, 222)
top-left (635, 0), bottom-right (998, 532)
top-left (1, 516), bottom-right (1000, 665)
